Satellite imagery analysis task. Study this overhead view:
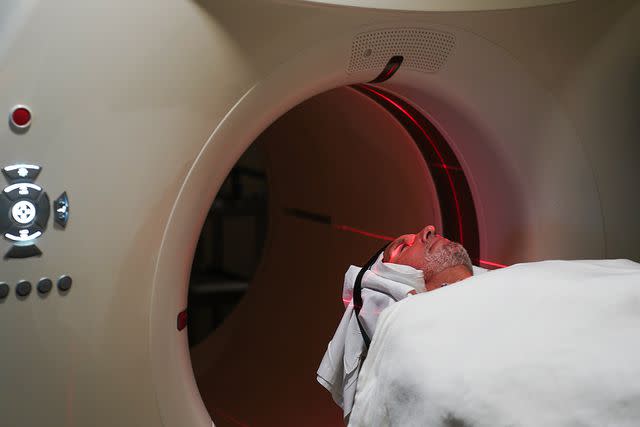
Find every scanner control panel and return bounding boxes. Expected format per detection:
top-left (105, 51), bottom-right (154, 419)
top-left (1, 164), bottom-right (69, 259)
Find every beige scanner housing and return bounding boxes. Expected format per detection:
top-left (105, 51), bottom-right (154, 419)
top-left (0, 1), bottom-right (639, 426)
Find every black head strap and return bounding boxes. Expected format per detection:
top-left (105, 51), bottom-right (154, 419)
top-left (352, 244), bottom-right (389, 349)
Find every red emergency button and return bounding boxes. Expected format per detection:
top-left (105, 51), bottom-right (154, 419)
top-left (10, 105), bottom-right (32, 130)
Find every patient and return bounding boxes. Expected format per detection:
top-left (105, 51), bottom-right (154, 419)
top-left (348, 257), bottom-right (640, 427)
top-left (383, 225), bottom-right (473, 291)
top-left (317, 224), bottom-right (475, 422)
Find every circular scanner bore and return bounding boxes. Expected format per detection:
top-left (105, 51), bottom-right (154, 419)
top-left (187, 86), bottom-right (472, 427)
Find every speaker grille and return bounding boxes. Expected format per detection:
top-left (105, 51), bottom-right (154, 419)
top-left (348, 28), bottom-right (455, 74)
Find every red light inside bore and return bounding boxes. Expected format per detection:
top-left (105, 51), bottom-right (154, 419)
top-left (359, 86), bottom-right (466, 246)
top-left (177, 309), bottom-right (188, 331)
top-left (11, 107), bottom-right (31, 127)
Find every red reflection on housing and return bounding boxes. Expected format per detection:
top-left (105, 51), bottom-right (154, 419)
top-left (210, 407), bottom-right (251, 427)
top-left (357, 85), bottom-right (465, 247)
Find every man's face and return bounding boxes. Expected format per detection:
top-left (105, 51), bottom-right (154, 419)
top-left (382, 225), bottom-right (473, 291)
top-left (382, 225), bottom-right (471, 283)
top-left (383, 225), bottom-right (440, 268)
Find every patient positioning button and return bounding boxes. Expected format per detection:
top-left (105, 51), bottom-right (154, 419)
top-left (35, 192), bottom-right (50, 228)
top-left (53, 192), bottom-right (69, 227)
top-left (4, 224), bottom-right (43, 243)
top-left (0, 193), bottom-right (12, 231)
top-left (2, 164), bottom-right (41, 183)
top-left (11, 200), bottom-right (36, 224)
top-left (3, 183), bottom-right (42, 201)
top-left (5, 244), bottom-right (42, 259)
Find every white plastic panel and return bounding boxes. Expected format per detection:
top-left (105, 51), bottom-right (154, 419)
top-left (291, 0), bottom-right (575, 12)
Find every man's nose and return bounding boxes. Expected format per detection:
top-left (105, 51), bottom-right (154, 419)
top-left (419, 225), bottom-right (436, 242)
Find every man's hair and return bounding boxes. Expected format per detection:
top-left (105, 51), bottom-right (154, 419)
top-left (422, 241), bottom-right (473, 282)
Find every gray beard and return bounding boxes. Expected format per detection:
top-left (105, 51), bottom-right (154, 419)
top-left (423, 241), bottom-right (472, 281)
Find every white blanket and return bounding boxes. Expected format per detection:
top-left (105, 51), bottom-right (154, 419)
top-left (349, 259), bottom-right (640, 427)
top-left (317, 254), bottom-right (427, 421)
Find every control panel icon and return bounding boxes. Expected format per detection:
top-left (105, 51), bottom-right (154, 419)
top-left (11, 200), bottom-right (37, 224)
top-left (0, 163), bottom-right (62, 258)
top-left (1, 163), bottom-right (70, 258)
top-left (54, 192), bottom-right (69, 228)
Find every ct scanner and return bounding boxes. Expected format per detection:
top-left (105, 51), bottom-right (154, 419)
top-left (0, 0), bottom-right (638, 426)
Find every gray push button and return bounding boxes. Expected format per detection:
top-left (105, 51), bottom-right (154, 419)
top-left (0, 283), bottom-right (9, 299)
top-left (37, 278), bottom-right (53, 294)
top-left (16, 280), bottom-right (32, 297)
top-left (57, 275), bottom-right (72, 292)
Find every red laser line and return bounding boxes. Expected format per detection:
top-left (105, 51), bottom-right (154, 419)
top-left (479, 259), bottom-right (508, 269)
top-left (338, 226), bottom-right (508, 270)
top-left (360, 85), bottom-right (465, 246)
top-left (334, 224), bottom-right (395, 241)
top-left (429, 163), bottom-right (464, 172)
